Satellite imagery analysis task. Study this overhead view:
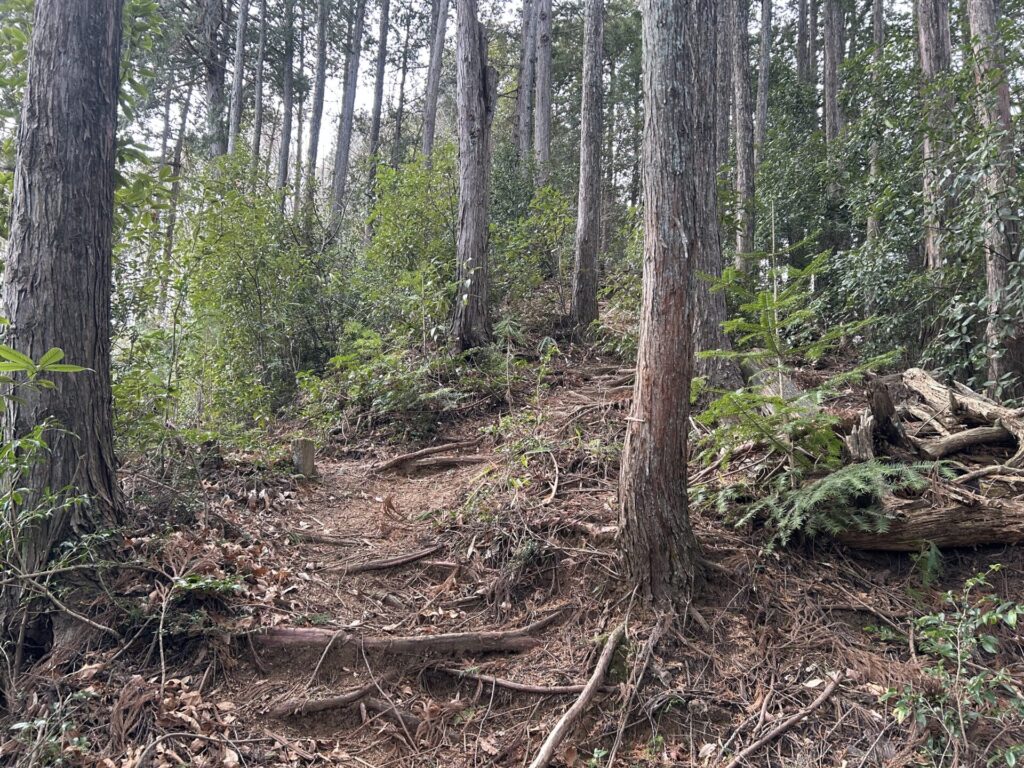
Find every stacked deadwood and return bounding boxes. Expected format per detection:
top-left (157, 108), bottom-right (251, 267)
top-left (840, 368), bottom-right (1024, 551)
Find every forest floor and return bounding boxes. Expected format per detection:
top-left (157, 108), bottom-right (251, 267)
top-left (8, 352), bottom-right (1024, 767)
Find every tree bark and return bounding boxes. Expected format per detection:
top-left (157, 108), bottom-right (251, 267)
top-left (252, 0), bottom-right (267, 172)
top-left (276, 0), bottom-right (295, 193)
top-left (917, 0), bottom-right (952, 269)
top-left (753, 0), bottom-right (771, 170)
top-left (823, 0), bottom-right (844, 144)
top-left (733, 0), bottom-right (755, 264)
top-left (227, 0), bottom-right (250, 154)
top-left (866, 0), bottom-right (884, 242)
top-left (796, 0), bottom-right (809, 83)
top-left (570, 0), bottom-right (603, 330)
top-left (514, 0), bottom-right (538, 162)
top-left (450, 0), bottom-right (497, 351)
top-left (422, 0), bottom-right (450, 157)
top-left (304, 0), bottom-right (329, 208)
top-left (533, 0), bottom-right (552, 186)
top-left (203, 0), bottom-right (228, 157)
top-left (368, 0), bottom-right (390, 163)
top-left (332, 0), bottom-right (368, 216)
top-left (159, 86), bottom-right (193, 318)
top-left (620, 0), bottom-right (713, 610)
top-left (392, 11), bottom-right (413, 164)
top-left (808, 0), bottom-right (818, 89)
top-left (715, 0), bottom-right (737, 168)
top-left (1, 0), bottom-right (124, 635)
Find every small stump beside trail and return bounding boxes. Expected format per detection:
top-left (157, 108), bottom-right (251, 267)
top-left (292, 438), bottom-right (316, 478)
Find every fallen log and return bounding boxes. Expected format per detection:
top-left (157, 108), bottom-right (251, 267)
top-left (909, 425), bottom-right (1012, 460)
top-left (253, 605), bottom-right (568, 657)
top-left (903, 368), bottom-right (1024, 466)
top-left (839, 482), bottom-right (1024, 550)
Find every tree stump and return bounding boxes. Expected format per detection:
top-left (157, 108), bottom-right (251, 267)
top-left (292, 439), bottom-right (316, 477)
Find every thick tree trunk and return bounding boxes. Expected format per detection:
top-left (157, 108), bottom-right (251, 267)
top-left (570, 0), bottom-right (603, 330)
top-left (227, 0), bottom-right (250, 154)
top-left (252, 0), bottom-right (267, 171)
top-left (450, 0), bottom-right (497, 351)
top-left (797, 0), bottom-right (809, 82)
top-left (422, 0), bottom-right (450, 157)
top-left (715, 0), bottom-right (737, 168)
top-left (1, 0), bottom-right (124, 639)
top-left (204, 0), bottom-right (228, 157)
top-left (917, 0), bottom-right (952, 269)
top-left (809, 0), bottom-right (818, 89)
top-left (276, 0), bottom-right (295, 192)
top-left (533, 0), bottom-right (552, 186)
top-left (968, 0), bottom-right (1024, 398)
top-left (823, 0), bottom-right (843, 144)
top-left (304, 0), bottom-right (329, 208)
top-left (753, 0), bottom-right (771, 170)
top-left (332, 0), bottom-right (367, 216)
top-left (620, 0), bottom-right (714, 610)
top-left (514, 0), bottom-right (538, 161)
top-left (733, 0), bottom-right (755, 264)
top-left (867, 0), bottom-right (884, 242)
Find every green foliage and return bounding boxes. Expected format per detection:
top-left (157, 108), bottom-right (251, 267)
top-left (881, 567), bottom-right (1024, 767)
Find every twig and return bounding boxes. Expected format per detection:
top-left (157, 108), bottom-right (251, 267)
top-left (323, 544), bottom-right (443, 575)
top-left (722, 674), bottom-right (842, 768)
top-left (525, 622), bottom-right (627, 768)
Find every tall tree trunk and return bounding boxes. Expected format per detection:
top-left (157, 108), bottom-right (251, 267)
top-left (276, 0), bottom-right (295, 193)
top-left (514, 0), bottom-right (538, 161)
top-left (823, 0), bottom-right (843, 144)
top-left (204, 0), bottom-right (228, 157)
top-left (753, 0), bottom-right (771, 170)
top-left (1, 0), bottom-right (124, 651)
top-left (570, 0), bottom-right (603, 330)
top-left (392, 12), bottom-right (412, 164)
top-left (733, 0), bottom-right (755, 264)
top-left (450, 0), bottom-right (497, 351)
top-left (716, 0), bottom-right (737, 168)
top-left (422, 0), bottom-right (450, 157)
top-left (968, 0), bottom-right (1024, 397)
top-left (917, 0), bottom-right (952, 269)
top-left (293, 10), bottom-right (307, 205)
top-left (797, 0), bottom-right (809, 82)
top-left (368, 0), bottom-right (390, 162)
top-left (252, 0), bottom-right (268, 172)
top-left (227, 0), bottom-right (250, 154)
top-left (808, 0), bottom-right (818, 89)
top-left (533, 0), bottom-right (552, 186)
top-left (332, 0), bottom-right (367, 215)
top-left (620, 0), bottom-right (713, 611)
top-left (159, 87), bottom-right (194, 318)
top-left (867, 0), bottom-right (884, 242)
top-left (305, 0), bottom-right (329, 208)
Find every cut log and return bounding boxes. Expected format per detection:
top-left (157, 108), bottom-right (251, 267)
top-left (253, 606), bottom-right (568, 657)
top-left (909, 425), bottom-right (1012, 460)
top-left (292, 439), bottom-right (316, 477)
top-left (903, 368), bottom-right (1024, 466)
top-left (839, 481), bottom-right (1024, 550)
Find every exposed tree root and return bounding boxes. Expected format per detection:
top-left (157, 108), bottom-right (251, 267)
top-left (372, 440), bottom-right (481, 472)
top-left (324, 544), bottom-right (443, 574)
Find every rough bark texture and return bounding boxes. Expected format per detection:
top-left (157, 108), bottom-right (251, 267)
top-left (276, 0), bottom-right (295, 191)
top-left (203, 0), bottom-right (228, 157)
top-left (967, 0), bottom-right (1024, 398)
top-left (1, 0), bottom-right (124, 621)
top-left (570, 0), bottom-right (603, 331)
top-left (304, 0), bottom-right (329, 207)
top-left (619, 0), bottom-right (713, 610)
top-left (515, 0), bottom-right (538, 161)
top-left (422, 0), bottom-right (450, 157)
top-left (867, 0), bottom-right (884, 241)
top-left (733, 0), bottom-right (755, 264)
top-left (392, 13), bottom-right (412, 163)
top-left (917, 0), bottom-right (952, 269)
top-left (227, 0), bottom-right (250, 154)
top-left (808, 0), bottom-right (818, 86)
top-left (533, 0), bottom-right (552, 186)
top-left (796, 0), bottom-right (809, 82)
top-left (823, 0), bottom-right (843, 143)
top-left (450, 0), bottom-right (497, 352)
top-left (368, 0), bottom-right (390, 161)
top-left (753, 0), bottom-right (771, 170)
top-left (715, 0), bottom-right (737, 167)
top-left (252, 0), bottom-right (267, 170)
top-left (332, 0), bottom-right (367, 216)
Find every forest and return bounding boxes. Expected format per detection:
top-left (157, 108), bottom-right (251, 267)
top-left (1, 0), bottom-right (1023, 764)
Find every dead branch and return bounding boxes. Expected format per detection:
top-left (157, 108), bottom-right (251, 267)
top-left (254, 605), bottom-right (569, 657)
top-left (403, 455), bottom-right (490, 471)
top-left (526, 622), bottom-right (627, 768)
top-left (910, 425), bottom-right (1011, 460)
top-left (722, 675), bottom-right (842, 768)
top-left (324, 544), bottom-right (443, 575)
top-left (373, 440), bottom-right (480, 472)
